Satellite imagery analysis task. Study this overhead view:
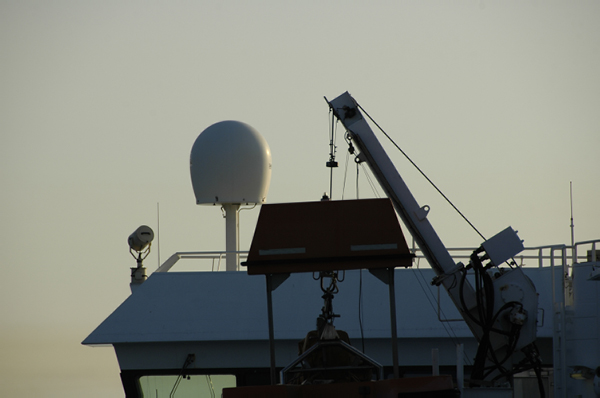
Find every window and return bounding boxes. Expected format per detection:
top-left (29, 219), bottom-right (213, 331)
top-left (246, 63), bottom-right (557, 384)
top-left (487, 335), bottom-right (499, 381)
top-left (139, 374), bottom-right (236, 397)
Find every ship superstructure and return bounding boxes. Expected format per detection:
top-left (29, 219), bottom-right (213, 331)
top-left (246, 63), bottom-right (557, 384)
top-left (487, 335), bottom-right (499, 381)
top-left (83, 93), bottom-right (600, 397)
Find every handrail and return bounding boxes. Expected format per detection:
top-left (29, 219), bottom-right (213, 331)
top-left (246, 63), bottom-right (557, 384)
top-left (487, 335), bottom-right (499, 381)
top-left (153, 240), bottom-right (600, 272)
top-left (573, 239), bottom-right (598, 265)
top-left (156, 251), bottom-right (249, 273)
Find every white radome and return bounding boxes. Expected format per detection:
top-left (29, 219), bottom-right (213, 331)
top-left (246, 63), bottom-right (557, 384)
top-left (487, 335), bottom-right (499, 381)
top-left (190, 120), bottom-right (272, 205)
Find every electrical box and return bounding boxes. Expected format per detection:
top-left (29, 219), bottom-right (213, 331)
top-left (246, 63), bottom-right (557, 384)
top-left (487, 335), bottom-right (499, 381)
top-left (481, 227), bottom-right (524, 267)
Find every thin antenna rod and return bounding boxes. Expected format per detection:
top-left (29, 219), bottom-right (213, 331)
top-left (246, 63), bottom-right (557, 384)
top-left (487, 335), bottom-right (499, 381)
top-left (570, 182), bottom-right (574, 248)
top-left (157, 202), bottom-right (161, 268)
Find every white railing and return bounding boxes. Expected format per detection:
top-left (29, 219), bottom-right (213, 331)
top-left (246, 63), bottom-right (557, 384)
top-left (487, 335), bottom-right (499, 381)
top-left (156, 251), bottom-right (249, 272)
top-left (154, 240), bottom-right (600, 273)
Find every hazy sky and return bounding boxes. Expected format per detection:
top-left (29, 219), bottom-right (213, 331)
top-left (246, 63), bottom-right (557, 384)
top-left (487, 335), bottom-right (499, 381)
top-left (1, 1), bottom-right (599, 396)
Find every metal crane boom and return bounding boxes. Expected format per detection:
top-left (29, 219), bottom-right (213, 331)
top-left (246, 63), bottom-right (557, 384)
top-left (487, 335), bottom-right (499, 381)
top-left (326, 91), bottom-right (540, 386)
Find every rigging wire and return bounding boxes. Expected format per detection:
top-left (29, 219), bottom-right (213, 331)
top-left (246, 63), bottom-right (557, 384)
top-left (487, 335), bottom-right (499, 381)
top-left (205, 375), bottom-right (216, 398)
top-left (412, 258), bottom-right (472, 366)
top-left (358, 269), bottom-right (365, 352)
top-left (359, 162), bottom-right (381, 198)
top-left (341, 145), bottom-right (350, 200)
top-left (169, 354), bottom-right (195, 398)
top-left (356, 161), bottom-right (360, 199)
top-left (354, 101), bottom-right (486, 241)
top-left (327, 110), bottom-right (339, 198)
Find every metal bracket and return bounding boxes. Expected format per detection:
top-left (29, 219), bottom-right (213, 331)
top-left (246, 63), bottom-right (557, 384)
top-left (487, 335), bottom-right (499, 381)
top-left (268, 273), bottom-right (290, 291)
top-left (413, 205), bottom-right (430, 221)
top-left (431, 262), bottom-right (465, 286)
top-left (369, 268), bottom-right (390, 285)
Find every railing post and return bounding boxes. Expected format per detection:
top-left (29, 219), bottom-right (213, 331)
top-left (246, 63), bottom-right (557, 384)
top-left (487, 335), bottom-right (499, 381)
top-left (388, 267), bottom-right (400, 379)
top-left (266, 274), bottom-right (277, 385)
top-left (456, 343), bottom-right (464, 394)
top-left (431, 348), bottom-right (439, 376)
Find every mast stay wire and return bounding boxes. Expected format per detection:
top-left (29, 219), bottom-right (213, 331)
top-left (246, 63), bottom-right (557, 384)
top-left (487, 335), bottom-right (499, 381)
top-left (354, 101), bottom-right (486, 241)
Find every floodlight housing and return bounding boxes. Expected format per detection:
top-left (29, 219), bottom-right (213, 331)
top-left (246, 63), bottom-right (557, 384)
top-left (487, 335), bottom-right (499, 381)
top-left (128, 225), bottom-right (154, 252)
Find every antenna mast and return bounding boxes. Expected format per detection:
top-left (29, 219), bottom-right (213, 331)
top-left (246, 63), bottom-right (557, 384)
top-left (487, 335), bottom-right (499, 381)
top-left (157, 202), bottom-right (161, 268)
top-left (570, 181), bottom-right (575, 248)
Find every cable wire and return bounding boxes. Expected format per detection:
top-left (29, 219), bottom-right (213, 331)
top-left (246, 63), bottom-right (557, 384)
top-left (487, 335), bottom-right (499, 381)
top-left (412, 258), bottom-right (472, 365)
top-left (341, 146), bottom-right (350, 200)
top-left (358, 269), bottom-right (365, 352)
top-left (356, 161), bottom-right (360, 199)
top-left (359, 162), bottom-right (381, 198)
top-left (205, 375), bottom-right (216, 398)
top-left (354, 101), bottom-right (486, 241)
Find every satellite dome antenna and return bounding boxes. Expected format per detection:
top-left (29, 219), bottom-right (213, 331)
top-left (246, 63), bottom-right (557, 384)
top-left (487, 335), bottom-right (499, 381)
top-left (190, 120), bottom-right (272, 271)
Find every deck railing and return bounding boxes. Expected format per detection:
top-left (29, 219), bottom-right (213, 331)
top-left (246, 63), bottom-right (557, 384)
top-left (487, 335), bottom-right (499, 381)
top-left (154, 239), bottom-right (600, 273)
